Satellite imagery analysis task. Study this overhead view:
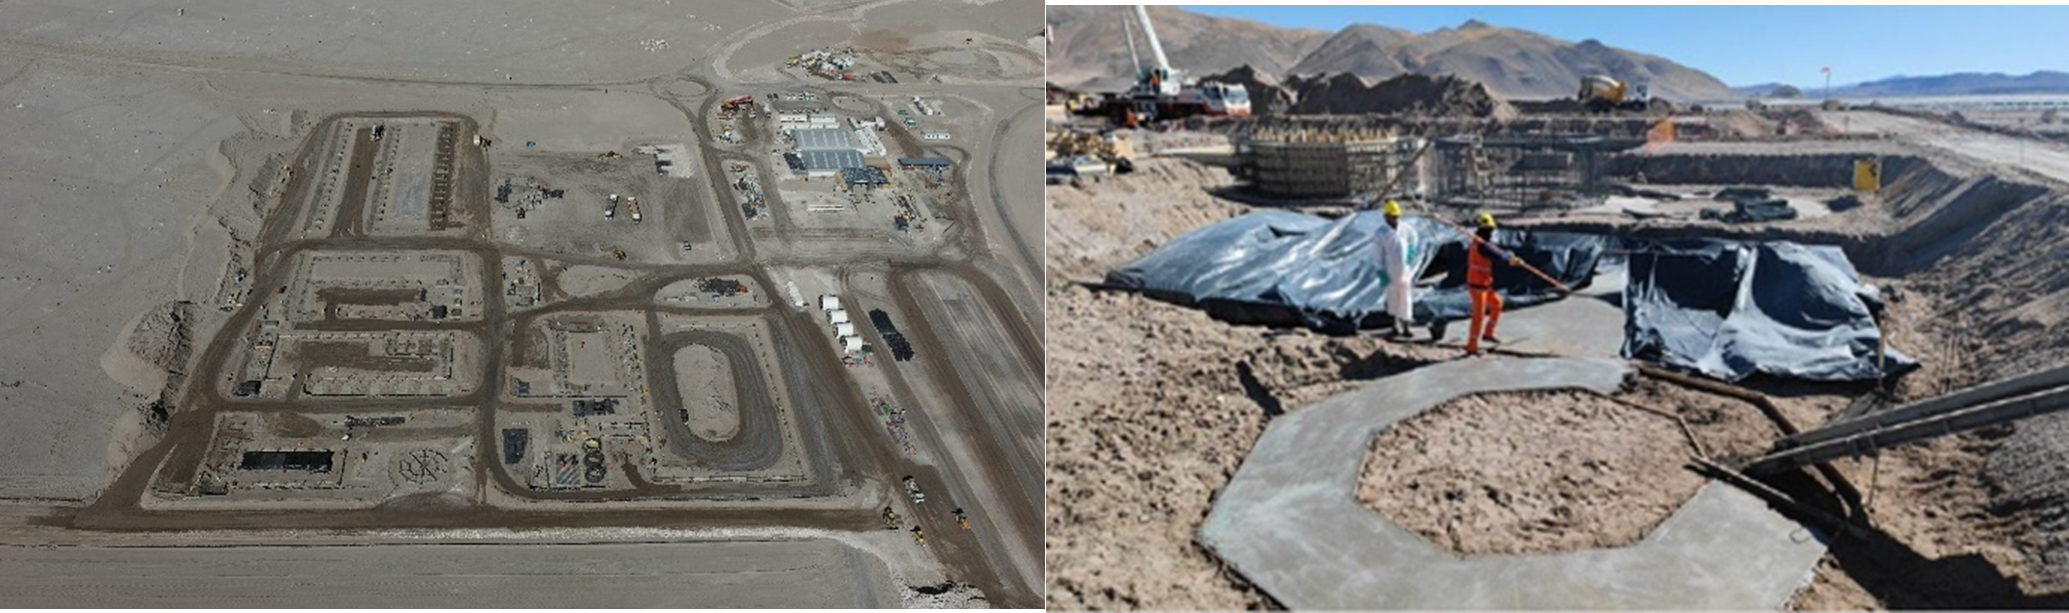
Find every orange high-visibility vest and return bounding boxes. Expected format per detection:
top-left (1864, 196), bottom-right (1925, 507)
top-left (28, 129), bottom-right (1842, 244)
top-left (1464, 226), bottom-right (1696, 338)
top-left (1467, 239), bottom-right (1496, 289)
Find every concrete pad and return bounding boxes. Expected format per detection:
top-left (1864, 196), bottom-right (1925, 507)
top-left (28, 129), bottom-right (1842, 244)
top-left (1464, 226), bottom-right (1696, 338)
top-left (1198, 356), bottom-right (1828, 610)
top-left (1432, 267), bottom-right (1629, 359)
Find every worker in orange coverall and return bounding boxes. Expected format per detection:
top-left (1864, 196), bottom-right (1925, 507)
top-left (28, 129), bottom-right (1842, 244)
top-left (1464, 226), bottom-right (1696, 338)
top-left (1465, 212), bottom-right (1518, 356)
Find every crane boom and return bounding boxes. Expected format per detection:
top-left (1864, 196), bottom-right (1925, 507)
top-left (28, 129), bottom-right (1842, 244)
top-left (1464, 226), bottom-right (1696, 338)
top-left (1120, 6), bottom-right (1141, 74)
top-left (1132, 5), bottom-right (1172, 73)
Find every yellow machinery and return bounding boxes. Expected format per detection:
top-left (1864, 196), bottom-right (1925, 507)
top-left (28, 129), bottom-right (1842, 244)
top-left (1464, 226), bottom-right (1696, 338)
top-left (1047, 130), bottom-right (1136, 173)
top-left (1854, 156), bottom-right (1881, 193)
top-left (1579, 75), bottom-right (1650, 112)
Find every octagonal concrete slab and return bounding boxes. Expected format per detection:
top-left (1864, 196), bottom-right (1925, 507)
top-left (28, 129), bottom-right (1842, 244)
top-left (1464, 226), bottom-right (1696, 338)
top-left (1198, 356), bottom-right (1828, 609)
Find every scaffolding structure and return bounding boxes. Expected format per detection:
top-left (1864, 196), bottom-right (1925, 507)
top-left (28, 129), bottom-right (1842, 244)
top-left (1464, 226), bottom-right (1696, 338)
top-left (1429, 134), bottom-right (1643, 211)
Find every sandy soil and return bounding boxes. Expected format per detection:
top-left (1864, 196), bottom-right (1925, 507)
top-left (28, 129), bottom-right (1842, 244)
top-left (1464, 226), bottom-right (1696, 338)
top-left (0, 0), bottom-right (788, 85)
top-left (0, 539), bottom-right (897, 608)
top-left (556, 265), bottom-right (638, 298)
top-left (673, 344), bottom-right (740, 441)
top-left (1045, 158), bottom-right (1463, 608)
top-left (1361, 382), bottom-right (1779, 555)
top-left (3, 0), bottom-right (1048, 606)
top-left (1044, 158), bottom-right (1246, 282)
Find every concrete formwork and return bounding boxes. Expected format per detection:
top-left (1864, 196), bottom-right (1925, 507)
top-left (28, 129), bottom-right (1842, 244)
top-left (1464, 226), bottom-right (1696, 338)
top-left (1239, 131), bottom-right (1423, 199)
top-left (1197, 356), bottom-right (1828, 609)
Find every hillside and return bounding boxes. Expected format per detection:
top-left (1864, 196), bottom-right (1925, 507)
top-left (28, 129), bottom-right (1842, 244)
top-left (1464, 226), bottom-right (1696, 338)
top-left (1045, 5), bottom-right (1331, 93)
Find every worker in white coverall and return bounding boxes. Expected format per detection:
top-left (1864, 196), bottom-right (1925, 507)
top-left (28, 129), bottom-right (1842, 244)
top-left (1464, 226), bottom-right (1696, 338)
top-left (1373, 200), bottom-right (1417, 339)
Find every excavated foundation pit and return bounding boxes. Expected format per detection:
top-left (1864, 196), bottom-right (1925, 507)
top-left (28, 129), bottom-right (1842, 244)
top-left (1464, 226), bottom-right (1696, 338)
top-left (1060, 138), bottom-right (2069, 607)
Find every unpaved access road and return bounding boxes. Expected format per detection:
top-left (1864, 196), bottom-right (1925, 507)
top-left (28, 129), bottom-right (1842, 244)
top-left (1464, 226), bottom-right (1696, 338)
top-left (0, 539), bottom-right (896, 608)
top-left (1821, 110), bottom-right (2069, 185)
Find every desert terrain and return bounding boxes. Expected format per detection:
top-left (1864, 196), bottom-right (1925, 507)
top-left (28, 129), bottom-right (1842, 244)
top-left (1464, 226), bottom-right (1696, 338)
top-left (0, 0), bottom-right (1044, 607)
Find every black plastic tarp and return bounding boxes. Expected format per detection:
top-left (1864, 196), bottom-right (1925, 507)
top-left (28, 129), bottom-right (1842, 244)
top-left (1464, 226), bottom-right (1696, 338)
top-left (1622, 240), bottom-right (1917, 382)
top-left (1105, 210), bottom-right (1604, 334)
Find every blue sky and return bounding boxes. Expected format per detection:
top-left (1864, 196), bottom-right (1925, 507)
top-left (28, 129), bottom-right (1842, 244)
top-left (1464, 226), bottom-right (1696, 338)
top-left (1182, 5), bottom-right (2069, 87)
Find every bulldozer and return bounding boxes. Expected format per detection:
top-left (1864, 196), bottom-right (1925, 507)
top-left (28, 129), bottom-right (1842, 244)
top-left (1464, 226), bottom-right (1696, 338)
top-left (611, 248), bottom-right (626, 260)
top-left (1578, 75), bottom-right (1650, 112)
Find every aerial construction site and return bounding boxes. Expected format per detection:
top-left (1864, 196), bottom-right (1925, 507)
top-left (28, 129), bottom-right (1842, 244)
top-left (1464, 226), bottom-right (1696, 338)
top-left (0, 0), bottom-right (1043, 607)
top-left (1047, 5), bottom-right (2069, 610)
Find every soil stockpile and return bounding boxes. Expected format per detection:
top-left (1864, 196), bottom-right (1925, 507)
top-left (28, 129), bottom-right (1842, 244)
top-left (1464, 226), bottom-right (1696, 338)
top-left (1287, 73), bottom-right (1518, 119)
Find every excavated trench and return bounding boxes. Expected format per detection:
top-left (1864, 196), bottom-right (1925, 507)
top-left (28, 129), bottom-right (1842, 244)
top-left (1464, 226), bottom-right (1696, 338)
top-left (1600, 150), bottom-right (2069, 598)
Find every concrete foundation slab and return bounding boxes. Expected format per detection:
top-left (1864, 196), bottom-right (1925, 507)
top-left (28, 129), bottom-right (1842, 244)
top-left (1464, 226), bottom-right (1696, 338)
top-left (1198, 356), bottom-right (1828, 609)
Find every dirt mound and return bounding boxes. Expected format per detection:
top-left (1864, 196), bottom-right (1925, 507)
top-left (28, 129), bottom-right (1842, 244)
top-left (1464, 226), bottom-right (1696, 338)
top-left (1200, 65), bottom-right (1296, 115)
top-left (126, 301), bottom-right (195, 373)
top-left (1043, 157), bottom-right (1245, 283)
top-left (1361, 380), bottom-right (1778, 555)
top-left (1986, 413), bottom-right (2069, 593)
top-left (1286, 73), bottom-right (1518, 119)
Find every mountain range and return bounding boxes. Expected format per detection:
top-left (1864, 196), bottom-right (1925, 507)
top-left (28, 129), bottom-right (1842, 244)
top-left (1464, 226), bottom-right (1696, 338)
top-left (1735, 71), bottom-right (2069, 98)
top-left (1046, 6), bottom-right (1735, 101)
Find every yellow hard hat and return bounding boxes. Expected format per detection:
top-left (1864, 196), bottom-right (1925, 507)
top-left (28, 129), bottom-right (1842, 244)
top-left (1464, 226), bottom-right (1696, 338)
top-left (1382, 200), bottom-right (1402, 217)
top-left (1476, 212), bottom-right (1497, 229)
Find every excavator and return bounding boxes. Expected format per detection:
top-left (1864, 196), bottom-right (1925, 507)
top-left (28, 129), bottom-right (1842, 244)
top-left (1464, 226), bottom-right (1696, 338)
top-left (1578, 75), bottom-right (1651, 113)
top-left (1072, 5), bottom-right (1252, 125)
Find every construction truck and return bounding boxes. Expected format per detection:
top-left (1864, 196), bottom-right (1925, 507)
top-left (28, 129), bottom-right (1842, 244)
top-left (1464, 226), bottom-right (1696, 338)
top-left (1073, 5), bottom-right (1251, 125)
top-left (627, 196), bottom-right (642, 223)
top-left (1579, 75), bottom-right (1651, 112)
top-left (954, 507), bottom-right (971, 531)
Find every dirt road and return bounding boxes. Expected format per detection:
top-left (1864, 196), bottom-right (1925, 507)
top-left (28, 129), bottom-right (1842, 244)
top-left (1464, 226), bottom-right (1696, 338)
top-left (1822, 110), bottom-right (2069, 185)
top-left (0, 539), bottom-right (896, 608)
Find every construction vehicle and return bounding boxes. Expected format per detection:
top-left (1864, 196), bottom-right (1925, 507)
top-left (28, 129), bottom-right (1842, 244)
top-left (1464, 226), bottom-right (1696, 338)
top-left (1578, 75), bottom-right (1651, 112)
top-left (911, 526), bottom-right (926, 545)
top-left (903, 475), bottom-right (925, 504)
top-left (612, 248), bottom-right (626, 260)
top-left (598, 151), bottom-right (622, 160)
top-left (627, 196), bottom-right (642, 223)
top-left (954, 507), bottom-right (971, 531)
top-left (1073, 6), bottom-right (1251, 125)
top-left (882, 506), bottom-right (900, 530)
top-left (1046, 129), bottom-right (1136, 176)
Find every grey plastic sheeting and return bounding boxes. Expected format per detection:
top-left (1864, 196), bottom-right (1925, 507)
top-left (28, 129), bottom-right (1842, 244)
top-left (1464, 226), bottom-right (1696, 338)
top-left (1105, 210), bottom-right (1604, 334)
top-left (1623, 240), bottom-right (1917, 382)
